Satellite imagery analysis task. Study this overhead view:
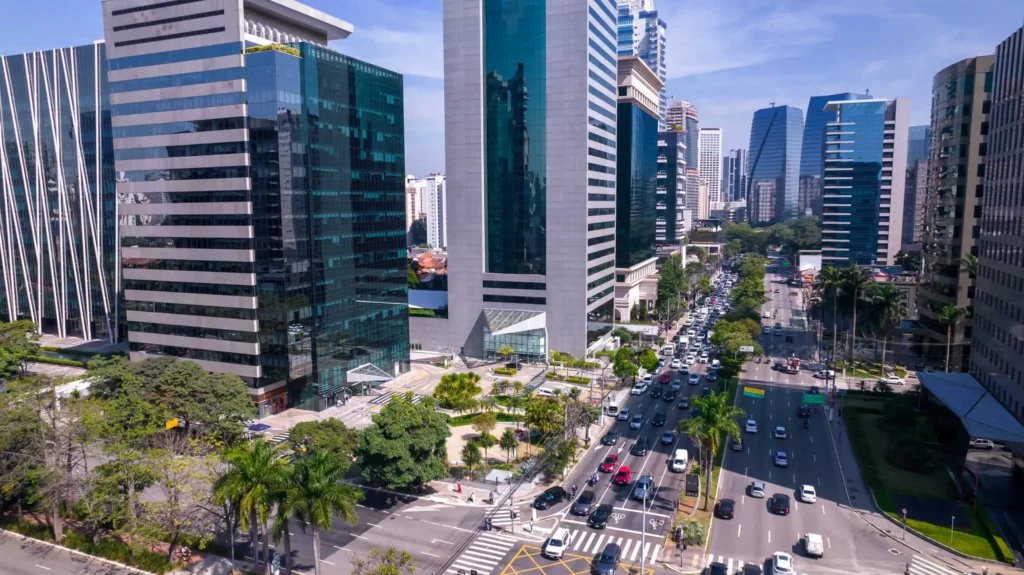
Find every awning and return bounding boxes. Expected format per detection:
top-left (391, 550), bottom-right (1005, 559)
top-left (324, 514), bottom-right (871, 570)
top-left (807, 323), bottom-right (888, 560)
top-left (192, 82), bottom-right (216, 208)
top-left (483, 309), bottom-right (546, 336)
top-left (917, 372), bottom-right (1024, 444)
top-left (347, 363), bottom-right (393, 383)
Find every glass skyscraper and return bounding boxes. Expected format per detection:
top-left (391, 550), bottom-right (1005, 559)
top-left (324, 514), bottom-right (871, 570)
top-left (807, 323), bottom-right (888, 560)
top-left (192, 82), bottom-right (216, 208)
top-left (657, 131), bottom-right (687, 241)
top-left (104, 0), bottom-right (407, 414)
top-left (747, 105), bottom-right (803, 223)
top-left (800, 93), bottom-right (868, 216)
top-left (0, 44), bottom-right (116, 341)
top-left (907, 125), bottom-right (932, 165)
top-left (820, 98), bottom-right (909, 266)
top-left (616, 0), bottom-right (667, 128)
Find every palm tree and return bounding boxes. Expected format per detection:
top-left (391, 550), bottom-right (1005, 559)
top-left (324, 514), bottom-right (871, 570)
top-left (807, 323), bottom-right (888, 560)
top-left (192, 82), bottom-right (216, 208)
top-left (214, 439), bottom-right (289, 575)
top-left (815, 266), bottom-right (845, 365)
top-left (478, 396), bottom-right (499, 413)
top-left (290, 449), bottom-right (365, 575)
top-left (271, 469), bottom-right (305, 575)
top-left (842, 265), bottom-right (876, 369)
top-left (868, 285), bottom-right (906, 371)
top-left (500, 428), bottom-right (519, 463)
top-left (937, 304), bottom-right (969, 373)
top-left (495, 344), bottom-right (515, 365)
top-left (676, 392), bottom-right (744, 510)
top-left (959, 253), bottom-right (978, 278)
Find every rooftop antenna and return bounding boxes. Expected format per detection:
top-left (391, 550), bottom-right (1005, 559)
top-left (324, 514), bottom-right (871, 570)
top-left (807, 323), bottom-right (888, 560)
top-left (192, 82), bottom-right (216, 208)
top-left (769, 101), bottom-right (775, 107)
top-left (866, 88), bottom-right (871, 96)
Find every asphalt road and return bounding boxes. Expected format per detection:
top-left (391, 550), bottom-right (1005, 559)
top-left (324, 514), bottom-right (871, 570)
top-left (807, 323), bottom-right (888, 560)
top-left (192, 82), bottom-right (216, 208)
top-left (0, 531), bottom-right (136, 575)
top-left (703, 255), bottom-right (907, 575)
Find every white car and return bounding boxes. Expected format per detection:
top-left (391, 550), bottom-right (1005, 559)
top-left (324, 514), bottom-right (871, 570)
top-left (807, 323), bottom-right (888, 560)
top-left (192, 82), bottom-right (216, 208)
top-left (631, 383), bottom-right (648, 395)
top-left (878, 375), bottom-right (905, 385)
top-left (800, 484), bottom-right (816, 503)
top-left (699, 353), bottom-right (709, 364)
top-left (544, 528), bottom-right (571, 559)
top-left (814, 369), bottom-right (835, 379)
top-left (630, 414), bottom-right (644, 429)
top-left (775, 451), bottom-right (789, 467)
top-left (749, 480), bottom-right (766, 498)
top-left (642, 374), bottom-right (653, 384)
top-left (763, 326), bottom-right (772, 335)
top-left (745, 420), bottom-right (758, 433)
top-left (686, 329), bottom-right (696, 337)
top-left (685, 355), bottom-right (696, 365)
top-left (772, 551), bottom-right (794, 575)
top-left (970, 438), bottom-right (996, 450)
top-left (688, 373), bottom-right (700, 385)
top-left (774, 426), bottom-right (787, 439)
top-left (670, 358), bottom-right (682, 369)
top-left (617, 408), bottom-right (631, 421)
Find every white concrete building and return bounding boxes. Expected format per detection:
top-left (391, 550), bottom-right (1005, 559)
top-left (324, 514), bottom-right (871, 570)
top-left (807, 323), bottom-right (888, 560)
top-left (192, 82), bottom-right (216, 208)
top-left (698, 128), bottom-right (723, 204)
top-left (405, 175), bottom-right (426, 231)
top-left (424, 173), bottom-right (447, 248)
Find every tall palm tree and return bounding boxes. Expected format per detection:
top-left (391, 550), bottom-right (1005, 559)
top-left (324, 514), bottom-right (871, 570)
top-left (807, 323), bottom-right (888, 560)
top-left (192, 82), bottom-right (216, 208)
top-left (842, 265), bottom-right (876, 369)
top-left (868, 285), bottom-right (906, 370)
top-left (290, 449), bottom-right (364, 575)
top-left (959, 253), bottom-right (978, 278)
top-left (271, 468), bottom-right (305, 575)
top-left (937, 304), bottom-right (970, 373)
top-left (815, 266), bottom-right (845, 365)
top-left (214, 439), bottom-right (289, 575)
top-left (676, 392), bottom-right (744, 510)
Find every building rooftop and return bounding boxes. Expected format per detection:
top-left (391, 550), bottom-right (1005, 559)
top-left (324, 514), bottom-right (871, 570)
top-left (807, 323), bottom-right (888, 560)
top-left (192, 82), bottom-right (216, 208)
top-left (245, 0), bottom-right (353, 41)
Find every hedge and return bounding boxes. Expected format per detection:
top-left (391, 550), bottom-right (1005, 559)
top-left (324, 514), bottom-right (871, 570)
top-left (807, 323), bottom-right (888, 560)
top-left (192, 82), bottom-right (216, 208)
top-left (494, 367), bottom-right (517, 376)
top-left (447, 412), bottom-right (519, 427)
top-left (32, 356), bottom-right (86, 368)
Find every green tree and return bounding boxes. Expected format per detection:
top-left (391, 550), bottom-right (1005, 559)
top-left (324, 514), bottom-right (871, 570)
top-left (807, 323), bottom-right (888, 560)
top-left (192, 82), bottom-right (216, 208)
top-left (271, 466), bottom-right (303, 575)
top-left (611, 327), bottom-right (634, 345)
top-left (461, 442), bottom-right (483, 476)
top-left (937, 304), bottom-right (970, 373)
top-left (612, 347), bottom-right (639, 383)
top-left (472, 412), bottom-right (498, 438)
top-left (432, 372), bottom-right (482, 412)
top-left (495, 345), bottom-right (515, 363)
top-left (408, 219), bottom-right (427, 246)
top-left (675, 391), bottom-right (744, 510)
top-left (895, 250), bottom-right (921, 272)
top-left (523, 397), bottom-right (562, 452)
top-left (0, 320), bottom-right (41, 378)
top-left (867, 285), bottom-right (906, 369)
top-left (499, 428), bottom-right (518, 463)
top-left (289, 419), bottom-right (360, 466)
top-left (959, 253), bottom-right (978, 278)
top-left (213, 438), bottom-right (289, 575)
top-left (291, 449), bottom-right (365, 575)
top-left (359, 393), bottom-right (450, 489)
top-left (842, 265), bottom-right (876, 366)
top-left (476, 433), bottom-right (496, 460)
top-left (815, 265), bottom-right (845, 363)
top-left (351, 546), bottom-right (418, 575)
top-left (638, 348), bottom-right (660, 372)
top-left (407, 265), bottom-right (421, 290)
top-left (150, 360), bottom-right (256, 441)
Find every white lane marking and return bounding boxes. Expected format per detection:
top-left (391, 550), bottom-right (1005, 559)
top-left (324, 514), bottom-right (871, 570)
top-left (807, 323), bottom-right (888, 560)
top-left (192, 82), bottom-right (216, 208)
top-left (641, 542), bottom-right (651, 562)
top-left (727, 558), bottom-right (734, 573)
top-left (768, 530), bottom-right (771, 543)
top-left (741, 495), bottom-right (745, 504)
top-left (737, 524), bottom-right (742, 538)
top-left (769, 471), bottom-right (772, 480)
top-left (744, 466), bottom-right (748, 476)
top-left (793, 474), bottom-right (796, 484)
top-left (649, 545), bottom-right (661, 562)
top-left (810, 436), bottom-right (814, 443)
top-left (581, 532), bottom-right (596, 552)
top-left (817, 476), bottom-right (821, 486)
top-left (795, 501), bottom-right (799, 511)
top-left (822, 504), bottom-right (826, 515)
top-left (813, 454), bottom-right (816, 462)
top-left (322, 560), bottom-right (336, 566)
top-left (621, 539), bottom-right (632, 559)
top-left (367, 522), bottom-right (379, 527)
top-left (827, 536), bottom-right (832, 549)
top-left (424, 552), bottom-right (441, 558)
top-left (352, 534), bottom-right (369, 540)
top-left (629, 538), bottom-right (643, 562)
top-left (35, 566), bottom-right (51, 571)
top-left (431, 538), bottom-right (455, 544)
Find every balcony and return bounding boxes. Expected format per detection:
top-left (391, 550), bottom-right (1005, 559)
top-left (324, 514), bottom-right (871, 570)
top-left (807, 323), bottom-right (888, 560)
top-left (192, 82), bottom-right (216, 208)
top-left (657, 187), bottom-right (667, 194)
top-left (656, 202), bottom-right (667, 210)
top-left (657, 171), bottom-right (667, 179)
top-left (658, 155), bottom-right (667, 163)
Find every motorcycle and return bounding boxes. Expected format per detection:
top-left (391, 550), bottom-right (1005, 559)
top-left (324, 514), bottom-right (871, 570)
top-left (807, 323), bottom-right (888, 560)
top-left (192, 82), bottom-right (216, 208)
top-left (755, 356), bottom-right (761, 364)
top-left (803, 419), bottom-right (809, 430)
top-left (588, 473), bottom-right (599, 487)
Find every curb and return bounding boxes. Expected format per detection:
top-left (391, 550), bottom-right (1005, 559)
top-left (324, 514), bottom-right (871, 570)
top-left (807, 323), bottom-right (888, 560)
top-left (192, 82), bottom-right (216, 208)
top-left (0, 528), bottom-right (154, 574)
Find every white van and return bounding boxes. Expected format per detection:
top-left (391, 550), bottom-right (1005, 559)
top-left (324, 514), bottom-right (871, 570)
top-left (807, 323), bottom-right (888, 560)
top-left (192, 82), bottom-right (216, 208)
top-left (711, 359), bottom-right (721, 370)
top-left (671, 449), bottom-right (689, 472)
top-left (661, 344), bottom-right (674, 356)
top-left (679, 335), bottom-right (690, 348)
top-left (804, 533), bottom-right (824, 558)
top-left (535, 387), bottom-right (557, 398)
top-left (544, 528), bottom-right (571, 559)
top-left (606, 398), bottom-right (620, 417)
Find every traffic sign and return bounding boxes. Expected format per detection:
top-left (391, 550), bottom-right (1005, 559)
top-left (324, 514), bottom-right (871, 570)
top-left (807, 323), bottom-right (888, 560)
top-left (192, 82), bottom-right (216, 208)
top-left (739, 345), bottom-right (754, 353)
top-left (743, 386), bottom-right (765, 399)
top-left (802, 394), bottom-right (825, 404)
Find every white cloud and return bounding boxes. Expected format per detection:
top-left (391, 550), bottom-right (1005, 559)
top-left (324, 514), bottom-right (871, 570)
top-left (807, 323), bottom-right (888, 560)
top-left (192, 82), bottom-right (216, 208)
top-left (340, 26), bottom-right (444, 79)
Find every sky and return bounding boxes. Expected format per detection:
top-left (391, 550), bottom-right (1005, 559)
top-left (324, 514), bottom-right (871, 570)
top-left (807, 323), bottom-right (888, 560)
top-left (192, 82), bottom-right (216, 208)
top-left (2, 0), bottom-right (1021, 176)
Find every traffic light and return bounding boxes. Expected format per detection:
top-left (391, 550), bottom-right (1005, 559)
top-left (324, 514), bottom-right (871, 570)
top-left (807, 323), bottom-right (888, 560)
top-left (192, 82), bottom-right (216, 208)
top-left (509, 510), bottom-right (519, 520)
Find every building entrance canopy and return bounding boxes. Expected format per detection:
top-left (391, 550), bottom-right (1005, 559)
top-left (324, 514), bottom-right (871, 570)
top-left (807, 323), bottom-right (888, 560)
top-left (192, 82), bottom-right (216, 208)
top-left (347, 362), bottom-right (393, 383)
top-left (484, 309), bottom-right (546, 336)
top-left (917, 372), bottom-right (1024, 444)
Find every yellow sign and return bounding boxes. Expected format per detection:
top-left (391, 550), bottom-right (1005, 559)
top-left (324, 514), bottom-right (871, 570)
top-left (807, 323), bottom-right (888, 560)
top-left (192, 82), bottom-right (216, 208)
top-left (166, 418), bottom-right (179, 430)
top-left (743, 387), bottom-right (765, 399)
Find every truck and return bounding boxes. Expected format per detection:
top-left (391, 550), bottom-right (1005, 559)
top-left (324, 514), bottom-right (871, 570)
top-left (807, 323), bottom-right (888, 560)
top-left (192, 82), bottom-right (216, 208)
top-left (786, 357), bottom-right (801, 374)
top-left (804, 533), bottom-right (824, 558)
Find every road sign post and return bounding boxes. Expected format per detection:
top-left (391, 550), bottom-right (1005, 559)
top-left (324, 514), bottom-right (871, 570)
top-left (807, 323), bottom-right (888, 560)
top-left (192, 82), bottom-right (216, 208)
top-left (901, 508), bottom-right (907, 539)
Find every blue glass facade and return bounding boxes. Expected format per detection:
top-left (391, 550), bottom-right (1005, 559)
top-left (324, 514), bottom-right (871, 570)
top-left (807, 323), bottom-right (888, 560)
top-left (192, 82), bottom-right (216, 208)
top-left (747, 105), bottom-right (803, 223)
top-left (823, 101), bottom-right (887, 265)
top-left (245, 44), bottom-right (410, 408)
top-left (0, 44), bottom-right (116, 340)
top-left (907, 125), bottom-right (931, 165)
top-left (616, 103), bottom-right (659, 267)
top-left (800, 93), bottom-right (867, 216)
top-left (684, 116), bottom-right (698, 171)
top-left (483, 0), bottom-right (547, 275)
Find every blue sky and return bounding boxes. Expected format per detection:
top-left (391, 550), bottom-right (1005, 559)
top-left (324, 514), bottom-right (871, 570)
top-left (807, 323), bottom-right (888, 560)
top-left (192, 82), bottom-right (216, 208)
top-left (3, 0), bottom-right (1021, 176)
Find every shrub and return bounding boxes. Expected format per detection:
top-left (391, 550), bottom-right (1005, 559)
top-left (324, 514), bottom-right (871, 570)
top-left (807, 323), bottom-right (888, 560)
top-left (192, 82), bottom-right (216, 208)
top-left (566, 376), bottom-right (591, 385)
top-left (494, 367), bottom-right (517, 376)
top-left (545, 372), bottom-right (564, 381)
top-left (681, 519), bottom-right (707, 546)
top-left (31, 356), bottom-right (86, 367)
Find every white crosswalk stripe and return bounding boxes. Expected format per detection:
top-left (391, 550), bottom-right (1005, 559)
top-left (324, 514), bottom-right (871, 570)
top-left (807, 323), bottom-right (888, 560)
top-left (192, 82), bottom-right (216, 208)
top-left (560, 529), bottom-right (661, 564)
top-left (446, 533), bottom-right (518, 575)
top-left (370, 391), bottom-right (425, 405)
top-left (269, 432), bottom-right (290, 445)
top-left (908, 555), bottom-right (959, 575)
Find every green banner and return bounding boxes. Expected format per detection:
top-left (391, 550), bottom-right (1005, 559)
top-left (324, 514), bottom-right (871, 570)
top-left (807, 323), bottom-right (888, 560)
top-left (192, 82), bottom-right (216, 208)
top-left (802, 393), bottom-right (825, 404)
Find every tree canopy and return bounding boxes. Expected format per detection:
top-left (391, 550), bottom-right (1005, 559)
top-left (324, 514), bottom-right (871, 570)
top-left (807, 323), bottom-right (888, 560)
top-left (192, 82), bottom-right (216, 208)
top-left (358, 393), bottom-right (450, 488)
top-left (432, 372), bottom-right (482, 412)
top-left (0, 320), bottom-right (40, 378)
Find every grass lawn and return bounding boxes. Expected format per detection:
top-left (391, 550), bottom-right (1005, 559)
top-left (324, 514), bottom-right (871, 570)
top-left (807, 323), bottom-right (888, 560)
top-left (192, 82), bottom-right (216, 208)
top-left (894, 505), bottom-right (1014, 562)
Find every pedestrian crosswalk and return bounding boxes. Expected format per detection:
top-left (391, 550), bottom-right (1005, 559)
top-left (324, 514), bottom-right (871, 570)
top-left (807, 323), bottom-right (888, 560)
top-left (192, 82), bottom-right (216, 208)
top-left (446, 532), bottom-right (518, 575)
top-left (704, 555), bottom-right (809, 575)
top-left (269, 431), bottom-right (290, 445)
top-left (370, 391), bottom-right (425, 405)
top-left (562, 529), bottom-right (661, 564)
top-left (907, 555), bottom-right (958, 575)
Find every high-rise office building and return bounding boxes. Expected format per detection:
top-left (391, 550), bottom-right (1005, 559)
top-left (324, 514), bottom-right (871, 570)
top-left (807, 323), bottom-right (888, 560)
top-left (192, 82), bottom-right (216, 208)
top-left (901, 159), bottom-right (927, 252)
top-left (105, 0), bottom-right (409, 413)
top-left (667, 100), bottom-right (699, 170)
top-left (820, 98), bottom-right (909, 266)
top-left (918, 56), bottom-right (993, 372)
top-left (424, 174), bottom-right (447, 249)
top-left (697, 179), bottom-right (710, 220)
top-left (724, 149), bottom-right (747, 202)
top-left (973, 27), bottom-right (1024, 422)
top-left (684, 167), bottom-right (700, 225)
top-left (443, 0), bottom-right (618, 360)
top-left (747, 105), bottom-right (803, 223)
top-left (616, 0), bottom-right (666, 128)
top-left (799, 93), bottom-right (869, 216)
top-left (698, 128), bottom-right (722, 205)
top-left (657, 131), bottom-right (687, 242)
top-left (405, 175), bottom-right (427, 232)
top-left (0, 43), bottom-right (117, 341)
top-left (749, 181), bottom-right (775, 224)
top-left (907, 125), bottom-right (932, 165)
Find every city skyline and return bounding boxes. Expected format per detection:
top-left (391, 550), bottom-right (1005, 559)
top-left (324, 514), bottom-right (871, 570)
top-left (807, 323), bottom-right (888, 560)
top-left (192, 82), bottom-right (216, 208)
top-left (3, 0), bottom-right (1019, 176)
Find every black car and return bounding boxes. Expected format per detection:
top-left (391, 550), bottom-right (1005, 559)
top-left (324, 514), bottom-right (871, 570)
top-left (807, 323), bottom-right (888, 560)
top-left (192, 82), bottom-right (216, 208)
top-left (588, 503), bottom-right (613, 529)
top-left (678, 397), bottom-right (690, 409)
top-left (650, 387), bottom-right (663, 399)
top-left (701, 387), bottom-right (711, 397)
top-left (652, 412), bottom-right (668, 426)
top-left (630, 437), bottom-right (651, 456)
top-left (809, 386), bottom-right (820, 394)
top-left (797, 405), bottom-right (810, 419)
top-left (572, 491), bottom-right (596, 515)
top-left (730, 437), bottom-right (743, 451)
top-left (601, 430), bottom-right (622, 446)
top-left (595, 543), bottom-right (620, 575)
top-left (742, 564), bottom-right (763, 575)
top-left (505, 362), bottom-right (523, 370)
top-left (715, 498), bottom-right (735, 519)
top-left (708, 562), bottom-right (728, 575)
top-left (533, 486), bottom-right (568, 510)
top-left (664, 389), bottom-right (677, 402)
top-left (785, 335), bottom-right (794, 342)
top-left (769, 494), bottom-right (791, 515)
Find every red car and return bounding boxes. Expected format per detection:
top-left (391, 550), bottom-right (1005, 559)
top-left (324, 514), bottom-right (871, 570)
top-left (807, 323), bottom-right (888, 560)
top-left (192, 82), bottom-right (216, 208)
top-left (614, 466), bottom-right (632, 485)
top-left (660, 372), bottom-right (671, 384)
top-left (600, 454), bottom-right (619, 473)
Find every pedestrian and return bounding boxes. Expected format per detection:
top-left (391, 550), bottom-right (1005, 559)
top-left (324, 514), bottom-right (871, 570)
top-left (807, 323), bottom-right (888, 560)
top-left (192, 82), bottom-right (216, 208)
top-left (457, 482), bottom-right (463, 494)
